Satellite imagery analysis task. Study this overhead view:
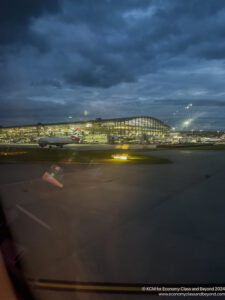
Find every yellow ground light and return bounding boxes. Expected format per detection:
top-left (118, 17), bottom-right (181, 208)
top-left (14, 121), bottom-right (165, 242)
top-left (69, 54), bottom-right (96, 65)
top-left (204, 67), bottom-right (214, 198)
top-left (112, 154), bottom-right (128, 160)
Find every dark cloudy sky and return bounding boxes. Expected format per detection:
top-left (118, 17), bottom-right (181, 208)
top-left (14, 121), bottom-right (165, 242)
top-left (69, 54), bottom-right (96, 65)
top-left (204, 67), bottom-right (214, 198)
top-left (1, 0), bottom-right (225, 130)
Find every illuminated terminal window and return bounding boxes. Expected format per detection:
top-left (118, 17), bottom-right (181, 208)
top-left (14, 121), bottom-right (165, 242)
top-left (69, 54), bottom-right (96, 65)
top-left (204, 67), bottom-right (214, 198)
top-left (1, 116), bottom-right (170, 144)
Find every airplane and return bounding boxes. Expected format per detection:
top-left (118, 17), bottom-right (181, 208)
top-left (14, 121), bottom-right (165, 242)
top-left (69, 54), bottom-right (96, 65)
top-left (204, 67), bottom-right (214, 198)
top-left (201, 136), bottom-right (225, 143)
top-left (38, 128), bottom-right (80, 148)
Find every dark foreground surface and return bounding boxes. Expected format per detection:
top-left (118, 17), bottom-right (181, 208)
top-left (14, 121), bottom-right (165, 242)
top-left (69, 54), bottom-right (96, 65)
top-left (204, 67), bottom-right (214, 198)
top-left (1, 150), bottom-right (225, 299)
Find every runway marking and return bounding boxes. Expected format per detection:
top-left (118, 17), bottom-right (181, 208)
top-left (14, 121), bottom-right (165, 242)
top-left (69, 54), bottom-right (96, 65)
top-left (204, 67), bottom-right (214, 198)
top-left (16, 205), bottom-right (52, 231)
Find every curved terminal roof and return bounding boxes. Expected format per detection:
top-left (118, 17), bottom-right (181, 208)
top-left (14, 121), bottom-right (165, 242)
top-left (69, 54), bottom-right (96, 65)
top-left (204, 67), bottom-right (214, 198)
top-left (1, 116), bottom-right (170, 129)
top-left (95, 116), bottom-right (170, 129)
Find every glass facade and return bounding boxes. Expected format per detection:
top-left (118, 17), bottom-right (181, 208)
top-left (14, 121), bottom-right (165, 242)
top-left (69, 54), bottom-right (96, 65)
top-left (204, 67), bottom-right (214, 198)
top-left (0, 116), bottom-right (170, 144)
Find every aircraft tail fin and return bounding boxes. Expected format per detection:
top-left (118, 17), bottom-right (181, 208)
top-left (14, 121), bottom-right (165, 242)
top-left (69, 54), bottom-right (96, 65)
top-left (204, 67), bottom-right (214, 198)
top-left (71, 128), bottom-right (80, 141)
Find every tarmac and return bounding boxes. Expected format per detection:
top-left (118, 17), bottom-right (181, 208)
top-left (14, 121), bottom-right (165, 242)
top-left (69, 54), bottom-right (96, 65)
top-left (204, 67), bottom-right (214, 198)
top-left (0, 143), bottom-right (157, 150)
top-left (1, 150), bottom-right (225, 299)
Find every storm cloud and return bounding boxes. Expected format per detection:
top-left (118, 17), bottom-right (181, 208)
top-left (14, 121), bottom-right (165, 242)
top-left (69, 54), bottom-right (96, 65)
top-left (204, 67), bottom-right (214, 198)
top-left (1, 0), bottom-right (225, 129)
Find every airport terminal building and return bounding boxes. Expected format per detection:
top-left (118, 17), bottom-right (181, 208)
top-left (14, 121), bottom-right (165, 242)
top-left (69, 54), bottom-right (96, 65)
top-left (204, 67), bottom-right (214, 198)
top-left (0, 116), bottom-right (170, 144)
